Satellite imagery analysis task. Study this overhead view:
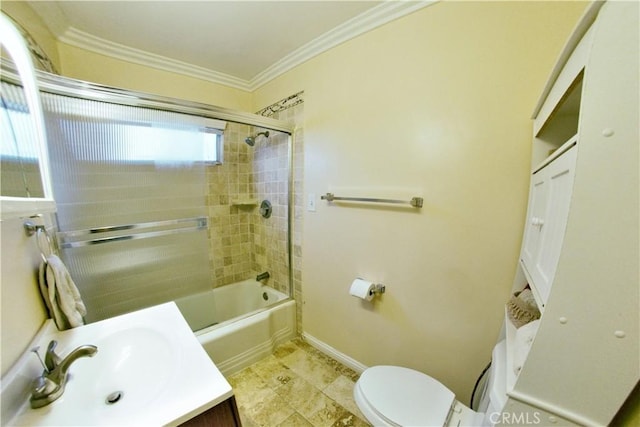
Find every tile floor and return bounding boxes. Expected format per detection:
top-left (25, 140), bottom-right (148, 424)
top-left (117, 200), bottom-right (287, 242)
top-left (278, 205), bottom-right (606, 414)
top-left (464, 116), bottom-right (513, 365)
top-left (227, 338), bottom-right (372, 427)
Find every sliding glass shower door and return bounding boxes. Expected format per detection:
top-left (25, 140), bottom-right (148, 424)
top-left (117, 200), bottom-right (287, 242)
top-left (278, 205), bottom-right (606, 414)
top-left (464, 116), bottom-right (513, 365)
top-left (43, 92), bottom-right (222, 322)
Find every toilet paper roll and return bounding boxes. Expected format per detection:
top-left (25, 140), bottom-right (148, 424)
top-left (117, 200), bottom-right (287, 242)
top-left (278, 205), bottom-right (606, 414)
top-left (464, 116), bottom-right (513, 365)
top-left (350, 278), bottom-right (375, 301)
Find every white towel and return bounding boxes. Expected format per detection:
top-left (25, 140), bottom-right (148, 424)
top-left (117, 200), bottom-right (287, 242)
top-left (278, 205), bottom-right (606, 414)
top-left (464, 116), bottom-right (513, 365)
top-left (506, 288), bottom-right (540, 328)
top-left (38, 255), bottom-right (87, 330)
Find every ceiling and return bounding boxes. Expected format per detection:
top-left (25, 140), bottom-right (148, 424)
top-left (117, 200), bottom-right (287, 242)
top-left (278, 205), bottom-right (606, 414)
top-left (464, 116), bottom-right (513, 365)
top-left (26, 1), bottom-right (434, 91)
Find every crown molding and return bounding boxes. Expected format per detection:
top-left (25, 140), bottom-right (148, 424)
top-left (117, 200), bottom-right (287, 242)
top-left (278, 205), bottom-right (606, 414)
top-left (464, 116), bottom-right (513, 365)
top-left (50, 0), bottom-right (438, 93)
top-left (248, 0), bottom-right (438, 90)
top-left (59, 27), bottom-right (252, 91)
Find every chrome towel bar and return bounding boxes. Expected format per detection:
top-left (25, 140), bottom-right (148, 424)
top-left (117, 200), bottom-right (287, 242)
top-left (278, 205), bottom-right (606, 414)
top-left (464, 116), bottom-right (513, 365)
top-left (57, 216), bottom-right (208, 248)
top-left (320, 193), bottom-right (423, 208)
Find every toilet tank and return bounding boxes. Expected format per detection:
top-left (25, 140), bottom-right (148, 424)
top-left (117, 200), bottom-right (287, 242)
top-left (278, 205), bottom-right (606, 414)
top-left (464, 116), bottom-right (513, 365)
top-left (479, 340), bottom-right (508, 426)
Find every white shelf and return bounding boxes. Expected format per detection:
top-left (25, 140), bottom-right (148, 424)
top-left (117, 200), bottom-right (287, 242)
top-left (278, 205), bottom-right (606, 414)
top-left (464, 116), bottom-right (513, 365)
top-left (532, 134), bottom-right (578, 174)
top-left (231, 198), bottom-right (258, 206)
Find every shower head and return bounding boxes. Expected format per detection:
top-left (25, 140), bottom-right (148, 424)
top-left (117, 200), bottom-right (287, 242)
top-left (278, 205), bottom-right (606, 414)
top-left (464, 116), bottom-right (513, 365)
top-left (244, 131), bottom-right (269, 147)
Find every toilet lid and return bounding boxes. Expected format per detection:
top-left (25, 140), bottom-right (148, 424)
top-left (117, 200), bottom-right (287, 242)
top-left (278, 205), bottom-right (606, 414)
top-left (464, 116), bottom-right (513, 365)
top-left (357, 366), bottom-right (456, 427)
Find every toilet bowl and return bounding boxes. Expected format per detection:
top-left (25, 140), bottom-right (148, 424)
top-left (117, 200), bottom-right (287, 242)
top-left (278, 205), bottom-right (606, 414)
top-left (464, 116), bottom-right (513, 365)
top-left (354, 341), bottom-right (507, 427)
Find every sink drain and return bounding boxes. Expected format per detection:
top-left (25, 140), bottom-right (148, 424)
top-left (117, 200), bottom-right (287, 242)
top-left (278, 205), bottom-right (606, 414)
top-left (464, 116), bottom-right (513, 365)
top-left (262, 292), bottom-right (269, 301)
top-left (105, 391), bottom-right (124, 405)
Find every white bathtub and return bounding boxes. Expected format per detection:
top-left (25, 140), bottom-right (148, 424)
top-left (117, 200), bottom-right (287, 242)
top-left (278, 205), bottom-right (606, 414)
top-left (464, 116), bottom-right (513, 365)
top-left (174, 279), bottom-right (296, 376)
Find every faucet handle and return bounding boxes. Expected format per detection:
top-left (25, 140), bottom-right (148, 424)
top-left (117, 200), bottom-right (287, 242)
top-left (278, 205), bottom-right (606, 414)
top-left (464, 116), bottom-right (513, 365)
top-left (44, 340), bottom-right (61, 372)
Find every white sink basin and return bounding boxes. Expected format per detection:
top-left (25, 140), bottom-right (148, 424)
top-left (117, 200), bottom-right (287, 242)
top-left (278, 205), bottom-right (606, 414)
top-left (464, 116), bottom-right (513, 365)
top-left (4, 303), bottom-right (233, 426)
top-left (64, 328), bottom-right (176, 411)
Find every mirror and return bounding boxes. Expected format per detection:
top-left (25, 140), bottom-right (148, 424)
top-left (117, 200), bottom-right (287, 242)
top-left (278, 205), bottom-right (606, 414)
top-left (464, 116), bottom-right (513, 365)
top-left (0, 13), bottom-right (55, 219)
top-left (1, 80), bottom-right (45, 198)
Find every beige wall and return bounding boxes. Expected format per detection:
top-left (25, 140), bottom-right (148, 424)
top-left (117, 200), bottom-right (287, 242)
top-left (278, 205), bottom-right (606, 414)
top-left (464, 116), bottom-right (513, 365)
top-left (0, 217), bottom-right (49, 376)
top-left (57, 44), bottom-right (252, 112)
top-left (253, 1), bottom-right (587, 403)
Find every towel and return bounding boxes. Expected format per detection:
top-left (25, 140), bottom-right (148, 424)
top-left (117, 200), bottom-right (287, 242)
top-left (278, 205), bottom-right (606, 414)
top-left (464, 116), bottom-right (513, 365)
top-left (506, 288), bottom-right (541, 328)
top-left (513, 319), bottom-right (540, 376)
top-left (38, 255), bottom-right (87, 330)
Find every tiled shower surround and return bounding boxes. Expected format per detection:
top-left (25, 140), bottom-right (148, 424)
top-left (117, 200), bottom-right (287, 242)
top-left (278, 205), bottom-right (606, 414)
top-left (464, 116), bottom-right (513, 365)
top-left (205, 94), bottom-right (304, 334)
top-left (260, 96), bottom-right (304, 335)
top-left (206, 122), bottom-right (252, 287)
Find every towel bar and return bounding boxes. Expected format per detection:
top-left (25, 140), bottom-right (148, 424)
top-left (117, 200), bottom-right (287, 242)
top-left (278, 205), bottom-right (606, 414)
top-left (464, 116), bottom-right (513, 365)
top-left (320, 193), bottom-right (423, 208)
top-left (57, 216), bottom-right (208, 248)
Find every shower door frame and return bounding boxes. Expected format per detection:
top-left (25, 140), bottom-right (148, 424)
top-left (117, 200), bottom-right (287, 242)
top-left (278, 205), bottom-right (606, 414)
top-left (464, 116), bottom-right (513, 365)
top-left (2, 64), bottom-right (296, 301)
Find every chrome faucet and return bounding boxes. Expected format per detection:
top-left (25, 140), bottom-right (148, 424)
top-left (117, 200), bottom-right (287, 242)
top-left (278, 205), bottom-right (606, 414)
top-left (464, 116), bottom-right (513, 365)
top-left (30, 340), bottom-right (98, 409)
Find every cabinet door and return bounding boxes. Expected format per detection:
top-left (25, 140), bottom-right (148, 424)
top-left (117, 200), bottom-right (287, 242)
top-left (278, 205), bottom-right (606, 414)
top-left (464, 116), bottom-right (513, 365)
top-left (521, 145), bottom-right (577, 306)
top-left (521, 173), bottom-right (548, 272)
top-left (179, 396), bottom-right (242, 427)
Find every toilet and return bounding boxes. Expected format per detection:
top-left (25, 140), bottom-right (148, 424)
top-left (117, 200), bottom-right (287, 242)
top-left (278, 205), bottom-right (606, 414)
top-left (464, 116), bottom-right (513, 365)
top-left (354, 340), bottom-right (508, 426)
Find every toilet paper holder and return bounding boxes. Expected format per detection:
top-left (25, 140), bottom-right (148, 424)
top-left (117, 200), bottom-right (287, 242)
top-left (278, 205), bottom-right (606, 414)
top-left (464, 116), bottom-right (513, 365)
top-left (370, 284), bottom-right (386, 296)
top-left (350, 278), bottom-right (386, 301)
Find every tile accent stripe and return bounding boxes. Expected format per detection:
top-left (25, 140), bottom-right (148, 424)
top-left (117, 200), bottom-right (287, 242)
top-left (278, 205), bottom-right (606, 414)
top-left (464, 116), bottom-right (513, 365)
top-left (256, 91), bottom-right (304, 118)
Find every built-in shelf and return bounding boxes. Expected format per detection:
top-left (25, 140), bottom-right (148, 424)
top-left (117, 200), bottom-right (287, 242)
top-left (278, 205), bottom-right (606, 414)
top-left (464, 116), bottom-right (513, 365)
top-left (507, 3), bottom-right (639, 425)
top-left (231, 198), bottom-right (258, 206)
top-left (536, 72), bottom-right (583, 142)
top-left (532, 134), bottom-right (577, 174)
top-left (532, 71), bottom-right (583, 168)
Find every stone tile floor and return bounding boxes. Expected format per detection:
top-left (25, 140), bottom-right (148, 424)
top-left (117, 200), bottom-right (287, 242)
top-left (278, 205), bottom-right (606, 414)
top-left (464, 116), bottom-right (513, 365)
top-left (227, 338), bottom-right (372, 427)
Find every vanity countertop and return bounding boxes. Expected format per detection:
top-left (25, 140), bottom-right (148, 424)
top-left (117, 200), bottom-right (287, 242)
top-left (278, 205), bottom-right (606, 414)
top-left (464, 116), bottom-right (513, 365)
top-left (4, 302), bottom-right (234, 426)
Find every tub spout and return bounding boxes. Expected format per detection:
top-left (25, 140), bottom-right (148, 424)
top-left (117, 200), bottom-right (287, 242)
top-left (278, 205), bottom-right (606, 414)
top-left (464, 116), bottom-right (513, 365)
top-left (256, 271), bottom-right (270, 281)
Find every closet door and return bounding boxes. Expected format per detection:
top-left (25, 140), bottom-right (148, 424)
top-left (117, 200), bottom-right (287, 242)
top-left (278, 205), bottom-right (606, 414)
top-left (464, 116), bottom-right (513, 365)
top-left (521, 144), bottom-right (577, 306)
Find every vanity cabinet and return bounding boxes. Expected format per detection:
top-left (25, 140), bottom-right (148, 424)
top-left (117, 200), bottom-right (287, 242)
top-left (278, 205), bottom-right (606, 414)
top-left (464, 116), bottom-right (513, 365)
top-left (520, 141), bottom-right (577, 307)
top-left (179, 396), bottom-right (242, 427)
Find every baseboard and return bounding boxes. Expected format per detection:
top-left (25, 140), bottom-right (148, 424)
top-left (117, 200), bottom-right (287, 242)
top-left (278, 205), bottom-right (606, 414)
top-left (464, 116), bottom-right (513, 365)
top-left (302, 333), bottom-right (368, 374)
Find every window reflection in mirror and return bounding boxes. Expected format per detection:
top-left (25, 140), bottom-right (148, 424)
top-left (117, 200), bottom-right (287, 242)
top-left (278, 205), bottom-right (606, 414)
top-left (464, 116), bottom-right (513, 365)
top-left (0, 13), bottom-right (54, 218)
top-left (1, 81), bottom-right (45, 198)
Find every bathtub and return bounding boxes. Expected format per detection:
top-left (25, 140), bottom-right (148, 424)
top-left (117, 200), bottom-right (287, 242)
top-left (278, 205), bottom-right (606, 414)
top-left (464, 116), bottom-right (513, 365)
top-left (174, 279), bottom-right (296, 376)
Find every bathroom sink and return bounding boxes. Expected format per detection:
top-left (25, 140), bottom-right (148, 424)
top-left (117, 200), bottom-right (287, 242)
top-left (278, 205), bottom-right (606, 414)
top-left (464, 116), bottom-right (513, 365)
top-left (61, 328), bottom-right (177, 413)
top-left (5, 303), bottom-right (233, 426)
